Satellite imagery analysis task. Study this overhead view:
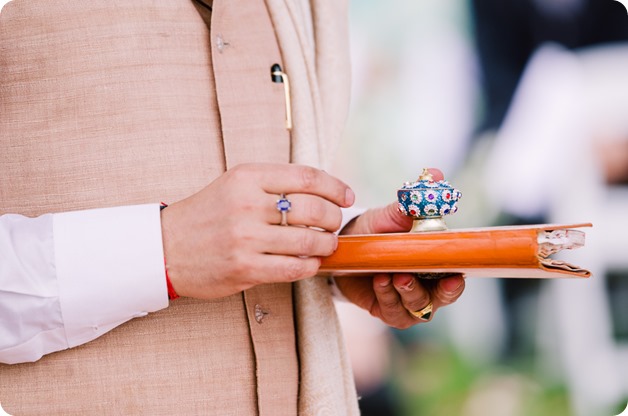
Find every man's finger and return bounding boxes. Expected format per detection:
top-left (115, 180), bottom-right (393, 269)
top-left (392, 274), bottom-right (432, 316)
top-left (264, 193), bottom-right (343, 231)
top-left (260, 225), bottom-right (338, 257)
top-left (230, 163), bottom-right (355, 208)
top-left (373, 274), bottom-right (415, 326)
top-left (431, 275), bottom-right (465, 306)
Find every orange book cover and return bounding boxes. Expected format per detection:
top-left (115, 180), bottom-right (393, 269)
top-left (320, 223), bottom-right (591, 279)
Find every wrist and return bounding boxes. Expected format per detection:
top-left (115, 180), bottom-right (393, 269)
top-left (160, 203), bottom-right (179, 300)
top-left (165, 264), bottom-right (180, 300)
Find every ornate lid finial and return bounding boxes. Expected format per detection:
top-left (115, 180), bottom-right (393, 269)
top-left (418, 168), bottom-right (433, 182)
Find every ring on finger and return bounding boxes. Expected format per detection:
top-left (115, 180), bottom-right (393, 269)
top-left (408, 301), bottom-right (433, 321)
top-left (276, 194), bottom-right (292, 226)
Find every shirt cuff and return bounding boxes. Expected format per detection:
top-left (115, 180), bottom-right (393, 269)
top-left (339, 206), bottom-right (365, 233)
top-left (53, 204), bottom-right (169, 349)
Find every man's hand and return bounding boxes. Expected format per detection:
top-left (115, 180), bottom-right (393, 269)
top-left (161, 163), bottom-right (355, 300)
top-left (335, 169), bottom-right (465, 329)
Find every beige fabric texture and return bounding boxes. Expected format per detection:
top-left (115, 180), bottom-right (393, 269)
top-left (266, 1), bottom-right (359, 413)
top-left (0, 0), bottom-right (358, 415)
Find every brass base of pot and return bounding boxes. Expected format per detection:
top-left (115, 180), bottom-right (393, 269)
top-left (411, 217), bottom-right (448, 233)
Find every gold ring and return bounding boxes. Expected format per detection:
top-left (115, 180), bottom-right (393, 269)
top-left (409, 301), bottom-right (433, 321)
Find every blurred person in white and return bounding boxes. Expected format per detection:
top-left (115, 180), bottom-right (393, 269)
top-left (471, 0), bottom-right (628, 414)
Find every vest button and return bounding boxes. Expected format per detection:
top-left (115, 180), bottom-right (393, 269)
top-left (215, 35), bottom-right (230, 53)
top-left (254, 304), bottom-right (270, 323)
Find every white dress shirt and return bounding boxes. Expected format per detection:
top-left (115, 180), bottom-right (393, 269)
top-left (0, 204), bottom-right (168, 364)
top-left (0, 204), bottom-right (363, 365)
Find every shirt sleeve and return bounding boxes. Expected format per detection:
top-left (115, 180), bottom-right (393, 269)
top-left (339, 207), bottom-right (365, 232)
top-left (0, 204), bottom-right (169, 364)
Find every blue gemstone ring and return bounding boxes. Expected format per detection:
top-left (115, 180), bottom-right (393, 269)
top-left (276, 194), bottom-right (292, 226)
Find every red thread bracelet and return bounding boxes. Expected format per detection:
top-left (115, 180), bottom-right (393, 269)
top-left (165, 267), bottom-right (180, 300)
top-left (160, 202), bottom-right (179, 300)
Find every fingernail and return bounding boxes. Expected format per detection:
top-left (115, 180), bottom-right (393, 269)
top-left (396, 275), bottom-right (414, 291)
top-left (378, 277), bottom-right (392, 287)
top-left (442, 276), bottom-right (463, 293)
top-left (345, 188), bottom-right (355, 206)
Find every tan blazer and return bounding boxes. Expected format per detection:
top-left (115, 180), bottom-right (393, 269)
top-left (0, 1), bottom-right (358, 415)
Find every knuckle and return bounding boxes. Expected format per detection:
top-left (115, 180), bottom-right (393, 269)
top-left (237, 258), bottom-right (269, 287)
top-left (415, 291), bottom-right (432, 307)
top-left (298, 232), bottom-right (317, 255)
top-left (229, 254), bottom-right (249, 278)
top-left (437, 281), bottom-right (465, 304)
top-left (218, 230), bottom-right (237, 253)
top-left (379, 297), bottom-right (400, 310)
top-left (234, 274), bottom-right (255, 292)
top-left (223, 224), bottom-right (246, 245)
top-left (406, 297), bottom-right (431, 315)
top-left (391, 321), bottom-right (413, 330)
top-left (283, 258), bottom-right (319, 281)
top-left (441, 290), bottom-right (463, 305)
top-left (299, 166), bottom-right (320, 191)
top-left (307, 200), bottom-right (327, 223)
top-left (329, 210), bottom-right (343, 232)
top-left (227, 164), bottom-right (244, 179)
top-left (283, 261), bottom-right (307, 281)
top-left (307, 258), bottom-right (322, 276)
top-left (228, 164), bottom-right (253, 183)
top-left (322, 234), bottom-right (337, 256)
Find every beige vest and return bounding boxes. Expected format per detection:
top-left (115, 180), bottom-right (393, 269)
top-left (0, 1), bottom-right (358, 415)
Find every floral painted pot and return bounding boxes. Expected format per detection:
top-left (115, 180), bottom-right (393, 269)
top-left (397, 169), bottom-right (461, 232)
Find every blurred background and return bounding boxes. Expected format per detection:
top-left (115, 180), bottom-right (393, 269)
top-left (330, 1), bottom-right (628, 415)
